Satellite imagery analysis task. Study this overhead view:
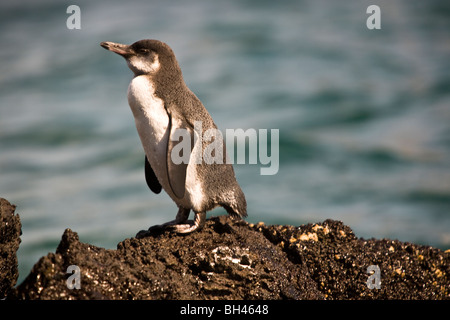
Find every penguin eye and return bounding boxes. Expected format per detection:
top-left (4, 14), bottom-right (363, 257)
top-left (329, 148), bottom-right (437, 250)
top-left (138, 48), bottom-right (150, 54)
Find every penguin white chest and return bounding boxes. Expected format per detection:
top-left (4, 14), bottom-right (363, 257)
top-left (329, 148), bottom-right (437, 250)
top-left (126, 75), bottom-right (205, 210)
top-left (127, 76), bottom-right (169, 175)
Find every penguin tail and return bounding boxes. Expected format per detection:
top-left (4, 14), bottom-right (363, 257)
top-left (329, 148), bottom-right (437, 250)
top-left (221, 188), bottom-right (247, 219)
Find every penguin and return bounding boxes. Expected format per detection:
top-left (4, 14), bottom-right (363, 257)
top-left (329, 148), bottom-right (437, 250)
top-left (100, 39), bottom-right (247, 234)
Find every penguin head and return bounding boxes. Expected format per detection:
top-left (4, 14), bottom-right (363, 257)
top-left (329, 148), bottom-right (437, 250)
top-left (100, 39), bottom-right (180, 77)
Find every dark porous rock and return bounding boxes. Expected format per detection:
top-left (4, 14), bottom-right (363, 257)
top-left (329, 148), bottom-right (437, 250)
top-left (9, 214), bottom-right (450, 300)
top-left (12, 216), bottom-right (322, 300)
top-left (0, 198), bottom-right (22, 298)
top-left (253, 219), bottom-right (449, 299)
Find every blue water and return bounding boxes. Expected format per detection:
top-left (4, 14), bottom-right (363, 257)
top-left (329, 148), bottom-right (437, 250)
top-left (1, 0), bottom-right (449, 285)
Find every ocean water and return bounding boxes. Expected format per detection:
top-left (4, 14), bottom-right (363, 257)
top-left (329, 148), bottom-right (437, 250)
top-left (1, 0), bottom-right (449, 285)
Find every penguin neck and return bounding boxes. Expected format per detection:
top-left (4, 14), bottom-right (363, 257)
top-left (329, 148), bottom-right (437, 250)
top-left (152, 67), bottom-right (187, 104)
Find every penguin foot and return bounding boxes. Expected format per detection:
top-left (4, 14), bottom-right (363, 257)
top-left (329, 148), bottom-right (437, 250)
top-left (166, 211), bottom-right (206, 234)
top-left (135, 211), bottom-right (205, 237)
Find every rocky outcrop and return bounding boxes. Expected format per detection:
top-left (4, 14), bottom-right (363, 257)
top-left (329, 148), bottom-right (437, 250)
top-left (9, 213), bottom-right (450, 300)
top-left (0, 198), bottom-right (22, 299)
top-left (1, 197), bottom-right (448, 300)
top-left (11, 216), bottom-right (323, 300)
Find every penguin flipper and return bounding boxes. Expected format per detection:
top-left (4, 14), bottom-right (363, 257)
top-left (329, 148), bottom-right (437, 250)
top-left (145, 156), bottom-right (162, 194)
top-left (166, 114), bottom-right (194, 199)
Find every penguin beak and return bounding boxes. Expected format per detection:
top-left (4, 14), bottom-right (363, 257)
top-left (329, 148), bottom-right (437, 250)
top-left (100, 41), bottom-right (134, 57)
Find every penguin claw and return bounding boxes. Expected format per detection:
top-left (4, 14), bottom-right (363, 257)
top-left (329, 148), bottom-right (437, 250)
top-left (166, 222), bottom-right (199, 234)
